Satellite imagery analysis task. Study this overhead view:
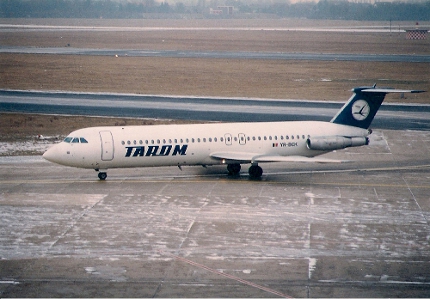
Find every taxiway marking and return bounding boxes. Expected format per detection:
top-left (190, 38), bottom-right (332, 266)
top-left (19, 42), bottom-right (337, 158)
top-left (159, 250), bottom-right (293, 298)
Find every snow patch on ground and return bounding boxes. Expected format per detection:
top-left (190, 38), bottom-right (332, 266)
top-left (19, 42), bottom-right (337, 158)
top-left (0, 138), bottom-right (58, 156)
top-left (309, 258), bottom-right (317, 279)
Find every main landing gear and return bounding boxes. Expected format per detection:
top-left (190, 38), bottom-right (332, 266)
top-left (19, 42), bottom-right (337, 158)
top-left (227, 163), bottom-right (241, 176)
top-left (248, 164), bottom-right (263, 179)
top-left (226, 163), bottom-right (263, 179)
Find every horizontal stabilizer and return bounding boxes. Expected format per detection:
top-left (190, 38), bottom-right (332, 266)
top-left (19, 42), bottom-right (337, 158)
top-left (361, 88), bottom-right (425, 94)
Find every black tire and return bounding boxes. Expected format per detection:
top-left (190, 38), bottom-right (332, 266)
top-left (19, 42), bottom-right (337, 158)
top-left (227, 163), bottom-right (241, 175)
top-left (98, 172), bottom-right (107, 180)
top-left (248, 165), bottom-right (263, 179)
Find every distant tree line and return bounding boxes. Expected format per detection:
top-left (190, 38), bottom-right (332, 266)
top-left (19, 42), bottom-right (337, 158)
top-left (265, 0), bottom-right (430, 21)
top-left (0, 0), bottom-right (429, 21)
top-left (0, 0), bottom-right (175, 18)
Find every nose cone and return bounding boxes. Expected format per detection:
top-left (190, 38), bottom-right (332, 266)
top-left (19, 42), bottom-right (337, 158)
top-left (43, 144), bottom-right (64, 165)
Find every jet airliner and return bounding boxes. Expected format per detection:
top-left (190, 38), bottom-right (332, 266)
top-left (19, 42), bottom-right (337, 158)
top-left (43, 86), bottom-right (424, 180)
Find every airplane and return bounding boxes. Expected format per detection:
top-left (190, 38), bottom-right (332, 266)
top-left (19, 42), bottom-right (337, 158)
top-left (43, 85), bottom-right (424, 180)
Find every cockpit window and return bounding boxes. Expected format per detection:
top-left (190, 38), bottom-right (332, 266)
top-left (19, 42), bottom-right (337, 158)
top-left (63, 137), bottom-right (89, 143)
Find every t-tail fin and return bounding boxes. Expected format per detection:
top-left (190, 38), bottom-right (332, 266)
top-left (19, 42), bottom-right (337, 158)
top-left (330, 85), bottom-right (425, 129)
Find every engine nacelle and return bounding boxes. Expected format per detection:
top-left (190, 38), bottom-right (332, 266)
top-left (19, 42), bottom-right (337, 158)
top-left (306, 136), bottom-right (369, 151)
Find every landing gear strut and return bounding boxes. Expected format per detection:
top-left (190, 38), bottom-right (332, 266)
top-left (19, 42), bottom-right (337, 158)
top-left (227, 163), bottom-right (241, 175)
top-left (248, 165), bottom-right (263, 179)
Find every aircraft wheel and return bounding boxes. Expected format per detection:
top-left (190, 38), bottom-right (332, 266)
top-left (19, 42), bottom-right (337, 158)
top-left (98, 172), bottom-right (107, 180)
top-left (227, 163), bottom-right (241, 175)
top-left (248, 165), bottom-right (263, 179)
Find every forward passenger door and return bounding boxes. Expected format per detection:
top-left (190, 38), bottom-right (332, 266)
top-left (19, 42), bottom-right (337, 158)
top-left (100, 131), bottom-right (114, 161)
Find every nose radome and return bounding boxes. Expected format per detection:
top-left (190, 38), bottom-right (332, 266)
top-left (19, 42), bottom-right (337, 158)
top-left (42, 146), bottom-right (54, 161)
top-left (43, 145), bottom-right (62, 164)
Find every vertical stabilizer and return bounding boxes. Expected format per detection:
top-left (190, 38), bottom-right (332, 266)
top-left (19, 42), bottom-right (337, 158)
top-left (330, 86), bottom-right (425, 129)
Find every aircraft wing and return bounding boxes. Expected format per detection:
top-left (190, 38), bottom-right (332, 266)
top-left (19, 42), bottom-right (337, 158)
top-left (210, 152), bottom-right (348, 164)
top-left (210, 152), bottom-right (258, 163)
top-left (252, 155), bottom-right (349, 163)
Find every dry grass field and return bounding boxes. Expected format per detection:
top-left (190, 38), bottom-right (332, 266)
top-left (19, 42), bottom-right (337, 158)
top-left (0, 113), bottom-right (201, 141)
top-left (0, 18), bottom-right (429, 148)
top-left (2, 54), bottom-right (428, 100)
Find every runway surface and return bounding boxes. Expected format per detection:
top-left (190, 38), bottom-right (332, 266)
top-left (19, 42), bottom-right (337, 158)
top-left (1, 89), bottom-right (430, 131)
top-left (0, 23), bottom-right (414, 33)
top-left (1, 129), bottom-right (429, 297)
top-left (2, 46), bottom-right (430, 63)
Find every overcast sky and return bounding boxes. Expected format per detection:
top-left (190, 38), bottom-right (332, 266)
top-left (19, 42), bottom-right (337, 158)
top-left (161, 0), bottom-right (422, 2)
top-left (149, 0), bottom-right (427, 4)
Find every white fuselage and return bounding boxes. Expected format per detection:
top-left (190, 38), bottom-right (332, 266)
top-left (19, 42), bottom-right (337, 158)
top-left (43, 120), bottom-right (369, 170)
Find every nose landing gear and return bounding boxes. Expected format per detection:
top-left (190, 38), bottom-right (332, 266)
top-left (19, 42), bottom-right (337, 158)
top-left (95, 169), bottom-right (107, 180)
